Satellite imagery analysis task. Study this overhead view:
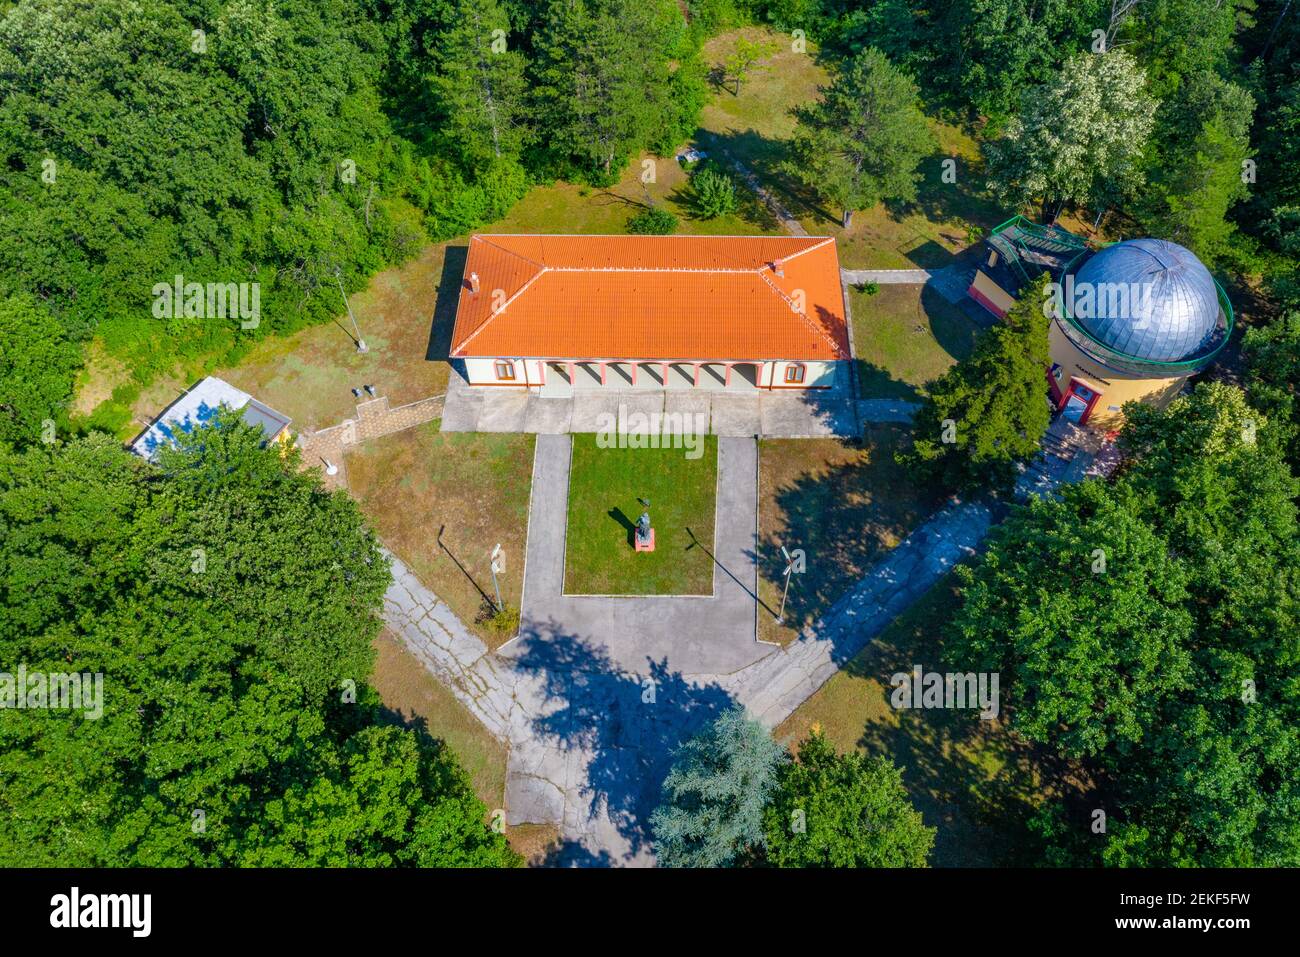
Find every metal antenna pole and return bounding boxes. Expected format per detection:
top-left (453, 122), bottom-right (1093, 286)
top-left (777, 545), bottom-right (794, 623)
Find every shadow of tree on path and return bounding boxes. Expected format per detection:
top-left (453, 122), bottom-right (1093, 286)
top-left (509, 620), bottom-right (736, 864)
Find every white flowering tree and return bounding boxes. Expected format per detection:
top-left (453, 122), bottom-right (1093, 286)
top-left (984, 50), bottom-right (1157, 222)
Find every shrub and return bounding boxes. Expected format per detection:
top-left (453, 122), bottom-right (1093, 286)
top-left (628, 207), bottom-right (679, 234)
top-left (691, 163), bottom-right (739, 218)
top-left (481, 603), bottom-right (521, 638)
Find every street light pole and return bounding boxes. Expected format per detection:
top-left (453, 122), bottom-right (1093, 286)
top-left (489, 544), bottom-right (504, 612)
top-left (334, 266), bottom-right (368, 353)
top-left (777, 545), bottom-right (795, 623)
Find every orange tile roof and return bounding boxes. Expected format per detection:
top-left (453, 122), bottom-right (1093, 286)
top-left (449, 234), bottom-right (850, 361)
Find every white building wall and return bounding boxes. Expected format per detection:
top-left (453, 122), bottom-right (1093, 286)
top-left (461, 357), bottom-right (843, 390)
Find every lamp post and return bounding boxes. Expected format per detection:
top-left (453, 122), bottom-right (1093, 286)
top-left (489, 544), bottom-right (504, 612)
top-left (334, 266), bottom-right (367, 353)
top-left (777, 545), bottom-right (796, 623)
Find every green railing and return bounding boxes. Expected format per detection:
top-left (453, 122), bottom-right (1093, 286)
top-left (988, 215), bottom-right (1090, 285)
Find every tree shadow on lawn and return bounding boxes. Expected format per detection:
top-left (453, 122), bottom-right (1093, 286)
top-left (879, 150), bottom-right (1004, 270)
top-left (856, 360), bottom-right (924, 404)
top-left (509, 620), bottom-right (735, 866)
top-left (922, 281), bottom-right (983, 367)
top-left (756, 435), bottom-right (943, 647)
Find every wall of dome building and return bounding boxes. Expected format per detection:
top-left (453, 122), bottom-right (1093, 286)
top-left (967, 222), bottom-right (1233, 430)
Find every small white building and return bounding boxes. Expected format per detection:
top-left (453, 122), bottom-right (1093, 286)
top-left (130, 376), bottom-right (292, 461)
top-left (448, 234), bottom-right (852, 396)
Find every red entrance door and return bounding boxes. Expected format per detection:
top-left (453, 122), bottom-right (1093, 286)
top-left (1062, 382), bottom-right (1099, 424)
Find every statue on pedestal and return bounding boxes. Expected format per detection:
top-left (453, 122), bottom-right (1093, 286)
top-left (634, 498), bottom-right (655, 552)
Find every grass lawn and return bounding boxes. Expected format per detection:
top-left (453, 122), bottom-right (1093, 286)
top-left (695, 28), bottom-right (1002, 269)
top-left (489, 150), bottom-right (777, 237)
top-left (346, 422), bottom-right (535, 648)
top-left (850, 283), bottom-right (982, 401)
top-left (564, 434), bottom-right (718, 595)
top-left (370, 629), bottom-right (559, 864)
top-left (775, 575), bottom-right (1088, 866)
top-left (696, 27), bottom-right (826, 170)
top-left (757, 428), bottom-right (939, 646)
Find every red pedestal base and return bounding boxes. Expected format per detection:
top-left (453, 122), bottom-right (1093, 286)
top-left (634, 529), bottom-right (655, 552)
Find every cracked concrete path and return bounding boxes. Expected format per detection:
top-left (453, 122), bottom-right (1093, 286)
top-left (379, 439), bottom-right (1093, 865)
top-left (842, 263), bottom-right (974, 307)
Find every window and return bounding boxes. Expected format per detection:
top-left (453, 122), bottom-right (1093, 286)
top-left (783, 363), bottom-right (806, 384)
top-left (494, 359), bottom-right (515, 381)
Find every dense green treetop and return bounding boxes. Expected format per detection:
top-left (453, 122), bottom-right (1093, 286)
top-left (903, 275), bottom-right (1052, 492)
top-left (762, 730), bottom-right (935, 867)
top-left (785, 47), bottom-right (934, 227)
top-left (0, 417), bottom-right (518, 866)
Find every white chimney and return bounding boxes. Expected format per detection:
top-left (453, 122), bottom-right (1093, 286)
top-left (772, 261), bottom-right (784, 277)
top-left (469, 271), bottom-right (481, 294)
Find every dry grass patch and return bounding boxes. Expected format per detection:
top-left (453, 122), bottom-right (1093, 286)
top-left (347, 423), bottom-right (535, 648)
top-left (757, 428), bottom-right (938, 646)
top-left (214, 244), bottom-right (452, 432)
top-left (697, 27), bottom-right (827, 169)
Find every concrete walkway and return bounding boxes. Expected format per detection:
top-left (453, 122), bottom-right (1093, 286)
top-left (841, 268), bottom-right (936, 284)
top-left (859, 398), bottom-right (921, 424)
top-left (842, 262), bottom-right (975, 308)
top-left (442, 369), bottom-right (861, 439)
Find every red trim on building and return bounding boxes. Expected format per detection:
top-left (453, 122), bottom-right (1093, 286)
top-left (967, 284), bottom-right (1009, 318)
top-left (1062, 378), bottom-right (1104, 424)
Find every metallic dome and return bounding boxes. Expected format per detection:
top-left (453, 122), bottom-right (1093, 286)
top-left (1070, 238), bottom-right (1222, 363)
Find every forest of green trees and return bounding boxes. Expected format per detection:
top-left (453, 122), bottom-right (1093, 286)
top-left (2, 0), bottom-right (1299, 867)
top-left (4, 0), bottom-right (1300, 439)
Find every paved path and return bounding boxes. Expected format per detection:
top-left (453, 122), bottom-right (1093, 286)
top-left (442, 370), bottom-right (861, 439)
top-left (380, 433), bottom-right (1094, 865)
top-left (859, 398), bottom-right (921, 424)
top-left (721, 497), bottom-right (994, 727)
top-left (842, 263), bottom-right (975, 308)
top-left (301, 393), bottom-right (444, 491)
top-left (842, 268), bottom-right (936, 284)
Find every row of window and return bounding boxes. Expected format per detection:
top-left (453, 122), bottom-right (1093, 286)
top-left (492, 360), bottom-right (807, 384)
